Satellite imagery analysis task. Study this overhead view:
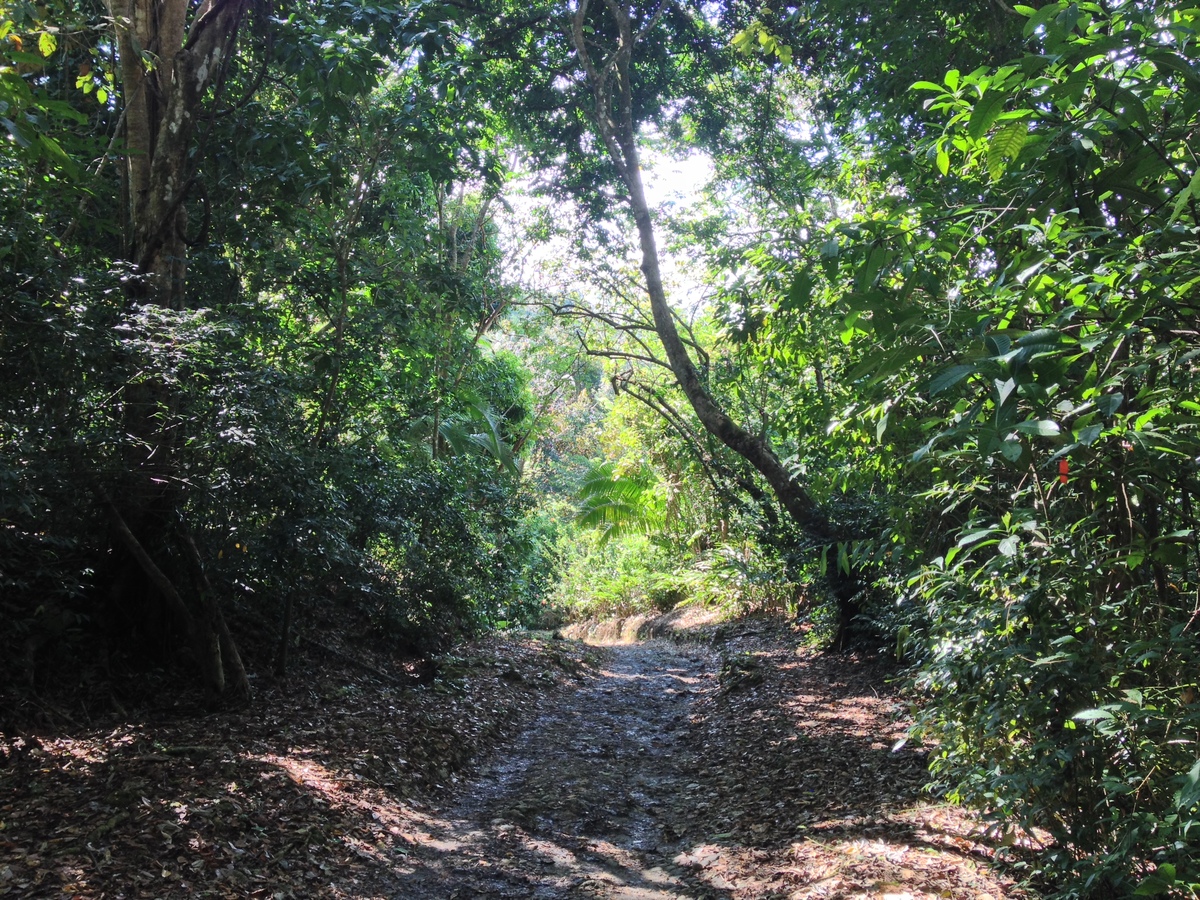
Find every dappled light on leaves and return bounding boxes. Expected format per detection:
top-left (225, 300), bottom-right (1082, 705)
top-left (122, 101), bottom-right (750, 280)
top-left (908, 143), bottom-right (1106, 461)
top-left (3, 0), bottom-right (1199, 897)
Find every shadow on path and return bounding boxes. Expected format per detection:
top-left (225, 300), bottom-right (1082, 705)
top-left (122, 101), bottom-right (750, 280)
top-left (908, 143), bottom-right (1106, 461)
top-left (371, 621), bottom-right (1030, 899)
top-left (378, 642), bottom-right (727, 898)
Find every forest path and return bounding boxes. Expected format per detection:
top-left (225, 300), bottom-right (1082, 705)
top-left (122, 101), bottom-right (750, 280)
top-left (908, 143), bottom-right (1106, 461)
top-left (0, 617), bottom-right (1030, 899)
top-left (368, 620), bottom-right (1030, 900)
top-left (379, 641), bottom-right (712, 898)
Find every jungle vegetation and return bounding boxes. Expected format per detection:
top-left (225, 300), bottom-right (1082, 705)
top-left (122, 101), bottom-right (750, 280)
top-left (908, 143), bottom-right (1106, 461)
top-left (2, 0), bottom-right (1199, 894)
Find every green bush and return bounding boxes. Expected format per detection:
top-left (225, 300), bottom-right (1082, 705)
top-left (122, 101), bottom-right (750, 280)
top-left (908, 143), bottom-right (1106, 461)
top-left (552, 533), bottom-right (689, 620)
top-left (911, 521), bottom-right (1200, 897)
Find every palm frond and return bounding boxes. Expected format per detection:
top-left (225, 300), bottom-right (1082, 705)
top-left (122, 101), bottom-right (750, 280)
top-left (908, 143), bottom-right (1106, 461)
top-left (574, 461), bottom-right (664, 546)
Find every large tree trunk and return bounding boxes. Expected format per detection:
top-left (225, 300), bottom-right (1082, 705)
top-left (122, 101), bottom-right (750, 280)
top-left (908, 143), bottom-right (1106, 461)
top-left (106, 0), bottom-right (253, 696)
top-left (569, 0), bottom-right (861, 644)
top-left (111, 0), bottom-right (251, 307)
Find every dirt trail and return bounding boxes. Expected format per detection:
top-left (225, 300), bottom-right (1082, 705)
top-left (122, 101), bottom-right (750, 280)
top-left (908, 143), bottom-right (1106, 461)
top-left (381, 641), bottom-right (715, 898)
top-left (369, 621), bottom-right (1030, 900)
top-left (0, 618), bottom-right (1029, 899)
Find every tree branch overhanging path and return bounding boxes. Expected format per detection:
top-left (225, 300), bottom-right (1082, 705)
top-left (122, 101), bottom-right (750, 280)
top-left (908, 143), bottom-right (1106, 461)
top-left (567, 0), bottom-right (862, 637)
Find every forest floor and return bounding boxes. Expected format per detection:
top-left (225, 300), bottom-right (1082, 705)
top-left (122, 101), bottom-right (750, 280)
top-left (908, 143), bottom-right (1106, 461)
top-left (0, 613), bottom-right (1034, 899)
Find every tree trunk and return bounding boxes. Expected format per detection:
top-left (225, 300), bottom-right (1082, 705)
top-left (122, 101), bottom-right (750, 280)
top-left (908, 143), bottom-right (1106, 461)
top-left (569, 0), bottom-right (861, 643)
top-left (105, 0), bottom-right (254, 693)
top-left (274, 593), bottom-right (294, 678)
top-left (110, 0), bottom-right (251, 307)
top-left (103, 492), bottom-right (226, 693)
top-left (182, 532), bottom-right (251, 701)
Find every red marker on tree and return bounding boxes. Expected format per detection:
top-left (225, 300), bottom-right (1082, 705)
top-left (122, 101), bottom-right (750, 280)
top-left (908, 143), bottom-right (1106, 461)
top-left (1058, 458), bottom-right (1069, 484)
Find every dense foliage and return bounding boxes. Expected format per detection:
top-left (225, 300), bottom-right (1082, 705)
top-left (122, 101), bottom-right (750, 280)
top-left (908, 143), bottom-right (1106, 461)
top-left (669, 1), bottom-right (1200, 894)
top-left (0, 0), bottom-right (548, 707)
top-left (3, 0), bottom-right (1199, 895)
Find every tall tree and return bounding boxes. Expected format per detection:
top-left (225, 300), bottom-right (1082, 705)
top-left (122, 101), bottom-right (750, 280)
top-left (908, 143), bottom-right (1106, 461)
top-left (560, 0), bottom-right (863, 637)
top-left (100, 0), bottom-right (256, 698)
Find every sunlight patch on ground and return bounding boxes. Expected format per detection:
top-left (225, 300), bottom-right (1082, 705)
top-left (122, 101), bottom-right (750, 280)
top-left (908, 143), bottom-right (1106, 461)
top-left (777, 668), bottom-right (908, 745)
top-left (565, 604), bottom-right (731, 644)
top-left (672, 808), bottom-right (1009, 899)
top-left (252, 753), bottom-right (429, 864)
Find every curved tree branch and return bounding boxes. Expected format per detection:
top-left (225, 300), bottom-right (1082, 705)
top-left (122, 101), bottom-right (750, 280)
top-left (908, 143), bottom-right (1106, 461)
top-left (568, 0), bottom-right (863, 642)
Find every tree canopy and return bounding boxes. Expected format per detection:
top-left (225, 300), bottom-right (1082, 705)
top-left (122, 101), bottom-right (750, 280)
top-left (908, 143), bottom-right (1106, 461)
top-left (3, 0), bottom-right (1199, 895)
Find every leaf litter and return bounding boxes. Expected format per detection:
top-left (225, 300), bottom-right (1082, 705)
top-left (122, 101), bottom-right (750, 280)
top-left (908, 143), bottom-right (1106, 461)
top-left (1, 615), bottom-right (1033, 899)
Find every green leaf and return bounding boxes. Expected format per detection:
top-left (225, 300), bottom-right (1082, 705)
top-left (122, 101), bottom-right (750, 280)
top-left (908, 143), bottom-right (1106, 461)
top-left (575, 461), bottom-right (664, 546)
top-left (1093, 77), bottom-right (1150, 128)
top-left (1133, 878), bottom-right (1170, 896)
top-left (968, 91), bottom-right (1007, 139)
top-left (1, 116), bottom-right (31, 148)
top-left (1135, 866), bottom-right (1177, 897)
top-left (858, 245), bottom-right (891, 290)
top-left (783, 270), bottom-right (813, 312)
top-left (38, 30), bottom-right (57, 57)
top-left (987, 120), bottom-right (1028, 179)
top-left (1097, 393), bottom-right (1123, 417)
top-left (936, 145), bottom-right (950, 176)
top-left (1017, 328), bottom-right (1062, 348)
top-left (994, 377), bottom-right (1017, 406)
top-left (837, 542), bottom-right (851, 575)
top-left (1177, 761), bottom-right (1200, 809)
top-left (40, 99), bottom-right (87, 124)
top-left (1015, 419), bottom-right (1060, 437)
top-left (958, 528), bottom-right (998, 547)
top-left (1147, 49), bottom-right (1200, 93)
top-left (1032, 651), bottom-right (1075, 666)
top-left (1023, 1), bottom-right (1067, 37)
top-left (928, 364), bottom-right (975, 395)
top-left (1169, 168), bottom-right (1200, 225)
top-left (912, 435), bottom-right (939, 463)
top-left (731, 28), bottom-right (755, 54)
top-left (5, 50), bottom-right (49, 66)
top-left (37, 134), bottom-right (76, 174)
top-left (1015, 254), bottom-right (1049, 283)
top-left (1055, 3), bottom-right (1081, 33)
top-left (985, 333), bottom-right (1012, 356)
top-left (1000, 439), bottom-right (1024, 462)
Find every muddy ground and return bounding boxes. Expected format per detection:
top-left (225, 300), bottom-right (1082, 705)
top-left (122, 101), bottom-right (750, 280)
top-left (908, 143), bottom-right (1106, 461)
top-left (0, 616), bottom-right (1032, 899)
